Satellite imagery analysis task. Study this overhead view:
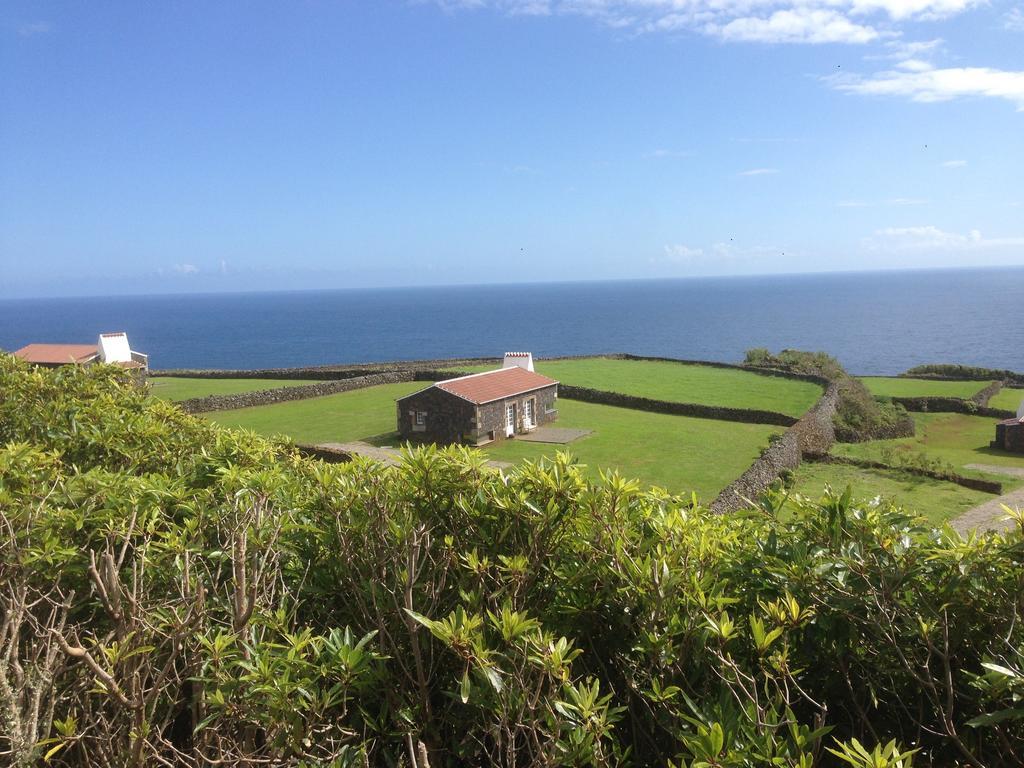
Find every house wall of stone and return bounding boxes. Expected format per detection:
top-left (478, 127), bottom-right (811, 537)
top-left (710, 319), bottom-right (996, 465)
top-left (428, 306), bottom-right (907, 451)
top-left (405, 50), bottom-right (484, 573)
top-left (474, 386), bottom-right (558, 443)
top-left (396, 387), bottom-right (478, 445)
top-left (398, 385), bottom-right (559, 445)
top-left (995, 423), bottom-right (1024, 453)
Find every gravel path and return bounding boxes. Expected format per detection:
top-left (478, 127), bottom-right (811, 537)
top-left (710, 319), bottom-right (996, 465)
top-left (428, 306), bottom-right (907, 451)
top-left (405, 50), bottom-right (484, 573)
top-left (951, 487), bottom-right (1023, 535)
top-left (964, 463), bottom-right (1024, 479)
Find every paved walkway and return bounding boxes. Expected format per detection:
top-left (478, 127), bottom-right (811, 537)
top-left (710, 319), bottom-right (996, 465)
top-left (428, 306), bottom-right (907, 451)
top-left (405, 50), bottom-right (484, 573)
top-left (317, 441), bottom-right (512, 469)
top-left (951, 487), bottom-right (1023, 535)
top-left (515, 427), bottom-right (593, 444)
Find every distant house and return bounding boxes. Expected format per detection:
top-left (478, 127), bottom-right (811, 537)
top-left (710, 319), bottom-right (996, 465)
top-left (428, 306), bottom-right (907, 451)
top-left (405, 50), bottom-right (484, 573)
top-left (13, 332), bottom-right (148, 370)
top-left (397, 352), bottom-right (558, 445)
top-left (992, 400), bottom-right (1024, 453)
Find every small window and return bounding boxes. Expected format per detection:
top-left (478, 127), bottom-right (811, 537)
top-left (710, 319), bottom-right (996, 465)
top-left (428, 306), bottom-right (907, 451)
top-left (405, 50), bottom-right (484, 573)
top-left (415, 411), bottom-right (427, 426)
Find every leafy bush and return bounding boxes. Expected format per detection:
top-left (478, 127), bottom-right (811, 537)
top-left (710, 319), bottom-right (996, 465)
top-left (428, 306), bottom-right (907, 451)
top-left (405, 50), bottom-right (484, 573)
top-left (904, 363), bottom-right (1024, 386)
top-left (744, 349), bottom-right (913, 442)
top-left (2, 357), bottom-right (1023, 766)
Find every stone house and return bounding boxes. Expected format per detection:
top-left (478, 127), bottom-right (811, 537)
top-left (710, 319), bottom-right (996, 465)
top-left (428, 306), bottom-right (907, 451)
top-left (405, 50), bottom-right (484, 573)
top-left (13, 332), bottom-right (148, 370)
top-left (992, 400), bottom-right (1024, 453)
top-left (397, 354), bottom-right (558, 445)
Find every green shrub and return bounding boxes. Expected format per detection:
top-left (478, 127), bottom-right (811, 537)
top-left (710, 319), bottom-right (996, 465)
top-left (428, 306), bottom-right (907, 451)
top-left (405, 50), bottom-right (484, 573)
top-left (1, 357), bottom-right (1022, 766)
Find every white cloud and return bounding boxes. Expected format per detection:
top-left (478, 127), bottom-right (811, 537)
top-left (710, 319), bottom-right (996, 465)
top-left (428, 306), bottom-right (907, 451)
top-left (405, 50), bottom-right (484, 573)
top-left (941, 159), bottom-right (967, 167)
top-left (173, 263), bottom-right (200, 275)
top-left (830, 61), bottom-right (1024, 110)
top-left (837, 197), bottom-right (928, 207)
top-left (865, 226), bottom-right (1024, 251)
top-left (1006, 7), bottom-right (1024, 31)
top-left (646, 148), bottom-right (694, 158)
top-left (18, 21), bottom-right (50, 37)
top-left (712, 9), bottom-right (879, 44)
top-left (738, 167), bottom-right (780, 176)
top-left (660, 244), bottom-right (705, 263)
top-left (427, 0), bottom-right (979, 46)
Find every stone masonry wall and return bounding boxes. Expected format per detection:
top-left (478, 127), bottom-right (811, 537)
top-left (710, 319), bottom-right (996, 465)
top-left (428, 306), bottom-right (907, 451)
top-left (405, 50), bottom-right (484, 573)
top-left (891, 396), bottom-right (1014, 420)
top-left (709, 383), bottom-right (839, 514)
top-left (175, 371), bottom-right (416, 414)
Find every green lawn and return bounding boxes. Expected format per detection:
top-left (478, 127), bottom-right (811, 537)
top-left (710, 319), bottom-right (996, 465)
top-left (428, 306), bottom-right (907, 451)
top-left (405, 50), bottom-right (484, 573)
top-left (447, 358), bottom-right (822, 418)
top-left (204, 381), bottom-right (427, 443)
top-left (204, 381), bottom-right (779, 501)
top-left (483, 399), bottom-right (782, 501)
top-left (989, 387), bottom-right (1024, 412)
top-left (150, 376), bottom-right (323, 401)
top-left (858, 376), bottom-right (993, 399)
top-left (786, 462), bottom-right (993, 526)
top-left (833, 412), bottom-right (1024, 489)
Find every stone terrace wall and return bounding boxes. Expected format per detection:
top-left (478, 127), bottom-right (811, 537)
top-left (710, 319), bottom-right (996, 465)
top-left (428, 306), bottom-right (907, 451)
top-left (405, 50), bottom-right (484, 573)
top-left (970, 381), bottom-right (1003, 406)
top-left (176, 371), bottom-right (417, 414)
top-left (555, 385), bottom-right (798, 427)
top-left (810, 454), bottom-right (1003, 495)
top-left (710, 383), bottom-right (839, 514)
top-left (152, 357), bottom-right (499, 381)
top-left (891, 396), bottom-right (1013, 420)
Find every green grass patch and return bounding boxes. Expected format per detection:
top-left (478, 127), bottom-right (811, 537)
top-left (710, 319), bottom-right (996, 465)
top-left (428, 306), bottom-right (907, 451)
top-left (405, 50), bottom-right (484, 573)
top-left (989, 387), bottom-right (1024, 412)
top-left (482, 399), bottom-right (782, 501)
top-left (857, 376), bottom-right (992, 399)
top-left (786, 462), bottom-right (992, 526)
top-left (150, 376), bottom-right (323, 401)
top-left (447, 358), bottom-right (822, 418)
top-left (204, 381), bottom-right (427, 443)
top-left (833, 412), bottom-right (1024, 489)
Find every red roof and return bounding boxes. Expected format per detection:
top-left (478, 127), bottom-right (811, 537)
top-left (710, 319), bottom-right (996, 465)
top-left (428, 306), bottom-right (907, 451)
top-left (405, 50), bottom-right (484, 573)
top-left (998, 417), bottom-right (1024, 426)
top-left (13, 343), bottom-right (99, 365)
top-left (431, 367), bottom-right (558, 405)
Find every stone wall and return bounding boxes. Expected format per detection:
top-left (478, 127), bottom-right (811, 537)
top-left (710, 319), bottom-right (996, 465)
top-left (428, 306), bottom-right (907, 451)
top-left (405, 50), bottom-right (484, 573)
top-left (175, 371), bottom-right (416, 414)
top-left (709, 383), bottom-right (839, 514)
top-left (556, 385), bottom-right (798, 427)
top-left (891, 396), bottom-right (1014, 420)
top-left (970, 380), bottom-right (1003, 406)
top-left (810, 455), bottom-right (1003, 495)
top-left (396, 386), bottom-right (478, 445)
top-left (152, 357), bottom-right (498, 381)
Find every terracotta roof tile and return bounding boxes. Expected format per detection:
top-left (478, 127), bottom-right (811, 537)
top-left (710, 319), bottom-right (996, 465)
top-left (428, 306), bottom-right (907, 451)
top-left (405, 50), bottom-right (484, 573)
top-left (12, 343), bottom-right (99, 365)
top-left (434, 367), bottom-right (558, 404)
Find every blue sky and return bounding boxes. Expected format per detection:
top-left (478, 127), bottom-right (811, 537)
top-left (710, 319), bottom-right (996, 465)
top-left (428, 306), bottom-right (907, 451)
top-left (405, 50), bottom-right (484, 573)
top-left (1, 1), bottom-right (1022, 297)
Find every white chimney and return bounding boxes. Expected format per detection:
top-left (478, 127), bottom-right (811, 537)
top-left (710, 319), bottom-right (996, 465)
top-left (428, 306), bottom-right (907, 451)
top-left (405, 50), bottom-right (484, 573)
top-left (97, 332), bottom-right (132, 364)
top-left (503, 352), bottom-right (534, 372)
top-left (1017, 398), bottom-right (1024, 422)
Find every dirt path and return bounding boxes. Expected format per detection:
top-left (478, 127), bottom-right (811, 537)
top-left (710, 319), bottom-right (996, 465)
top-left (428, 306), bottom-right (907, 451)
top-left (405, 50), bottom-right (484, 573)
top-left (964, 463), bottom-right (1024, 479)
top-left (951, 487), bottom-right (1023, 535)
top-left (317, 441), bottom-right (512, 469)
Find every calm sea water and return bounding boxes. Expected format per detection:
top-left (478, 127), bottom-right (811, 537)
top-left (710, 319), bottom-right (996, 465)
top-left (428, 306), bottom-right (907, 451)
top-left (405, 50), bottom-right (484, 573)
top-left (1, 268), bottom-right (1022, 375)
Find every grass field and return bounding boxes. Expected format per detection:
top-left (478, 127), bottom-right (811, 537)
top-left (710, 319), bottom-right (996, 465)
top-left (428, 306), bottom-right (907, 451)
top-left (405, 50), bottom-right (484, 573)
top-left (989, 387), bottom-right (1024, 412)
top-left (786, 462), bottom-right (993, 526)
top-left (205, 381), bottom-right (426, 443)
top-left (150, 376), bottom-right (323, 401)
top-left (204, 381), bottom-right (780, 501)
top-left (482, 400), bottom-right (781, 500)
top-left (447, 358), bottom-right (822, 418)
top-left (858, 376), bottom-right (992, 399)
top-left (833, 412), bottom-right (1024, 488)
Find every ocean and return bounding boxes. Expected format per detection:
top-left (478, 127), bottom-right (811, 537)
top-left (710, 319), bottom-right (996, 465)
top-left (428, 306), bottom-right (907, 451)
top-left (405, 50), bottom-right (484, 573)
top-left (1, 267), bottom-right (1022, 375)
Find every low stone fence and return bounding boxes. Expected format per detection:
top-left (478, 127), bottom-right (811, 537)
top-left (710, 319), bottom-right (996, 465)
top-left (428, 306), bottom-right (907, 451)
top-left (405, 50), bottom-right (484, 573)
top-left (891, 396), bottom-right (1013, 420)
top-left (710, 383), bottom-right (839, 514)
top-left (175, 371), bottom-right (416, 414)
top-left (809, 455), bottom-right (1003, 495)
top-left (152, 357), bottom-right (497, 381)
top-left (970, 381), bottom-right (1003, 406)
top-left (556, 385), bottom-right (798, 427)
